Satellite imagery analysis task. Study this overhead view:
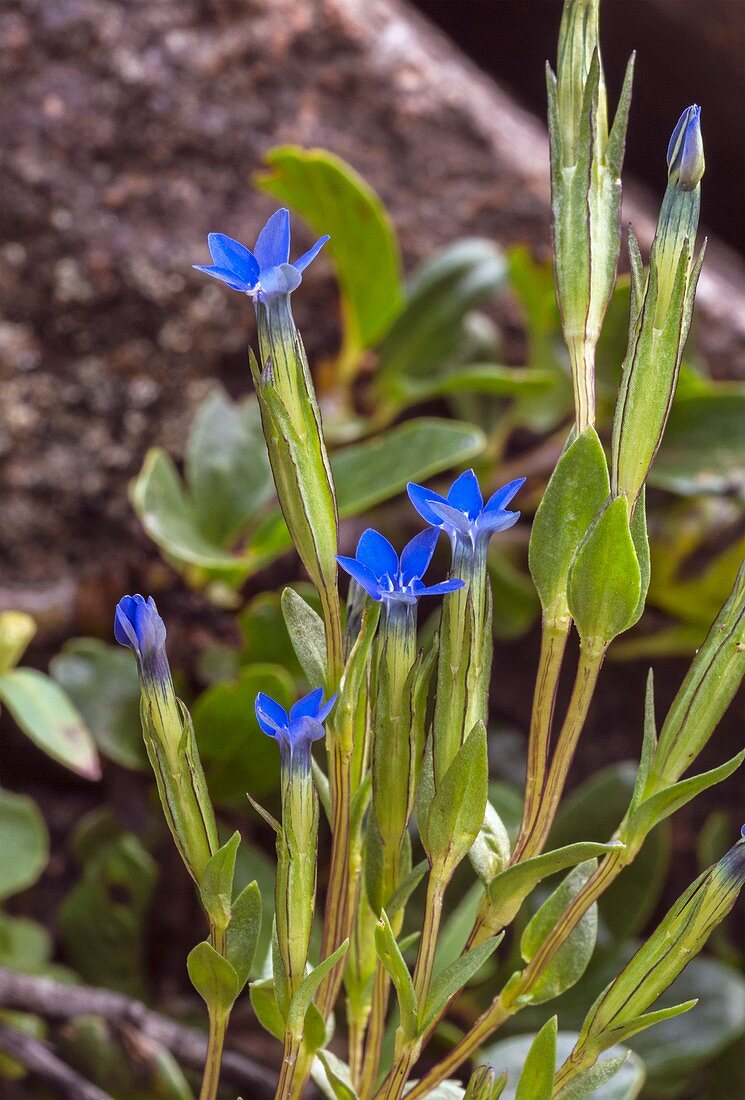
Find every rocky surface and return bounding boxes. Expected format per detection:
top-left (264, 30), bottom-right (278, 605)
top-left (2, 0), bottom-right (743, 628)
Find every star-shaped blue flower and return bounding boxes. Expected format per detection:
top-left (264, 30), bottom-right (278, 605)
top-left (193, 208), bottom-right (329, 301)
top-left (337, 528), bottom-right (465, 606)
top-left (255, 687), bottom-right (336, 770)
top-left (407, 470), bottom-right (525, 548)
top-left (114, 594), bottom-right (169, 682)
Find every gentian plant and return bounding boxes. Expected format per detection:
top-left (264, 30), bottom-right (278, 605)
top-left (109, 3), bottom-right (743, 1099)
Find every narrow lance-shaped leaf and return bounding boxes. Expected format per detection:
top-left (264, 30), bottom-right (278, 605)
top-left (515, 1016), bottom-right (557, 1100)
top-left (375, 910), bottom-right (418, 1041)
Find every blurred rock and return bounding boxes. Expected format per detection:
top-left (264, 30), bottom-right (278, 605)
top-left (1, 0), bottom-right (743, 618)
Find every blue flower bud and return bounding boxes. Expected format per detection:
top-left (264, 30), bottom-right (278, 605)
top-left (114, 594), bottom-right (170, 687)
top-left (193, 209), bottom-right (329, 302)
top-left (667, 105), bottom-right (705, 191)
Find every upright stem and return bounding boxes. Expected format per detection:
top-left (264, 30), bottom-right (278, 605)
top-left (517, 644), bottom-right (604, 861)
top-left (316, 740), bottom-right (353, 1019)
top-left (359, 964), bottom-right (392, 1099)
top-left (199, 1010), bottom-right (227, 1100)
top-left (568, 334), bottom-right (596, 435)
top-left (274, 1034), bottom-right (303, 1100)
top-left (511, 615), bottom-right (571, 863)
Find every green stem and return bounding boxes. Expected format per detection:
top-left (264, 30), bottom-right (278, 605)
top-left (274, 1033), bottom-right (303, 1100)
top-left (199, 1008), bottom-right (228, 1100)
top-left (359, 963), bottom-right (392, 1100)
top-left (316, 740), bottom-right (353, 1019)
top-left (568, 333), bottom-right (597, 434)
top-left (511, 615), bottom-right (571, 864)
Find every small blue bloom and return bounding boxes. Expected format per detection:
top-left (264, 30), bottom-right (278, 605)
top-left (193, 208), bottom-right (329, 301)
top-left (337, 528), bottom-right (465, 605)
top-left (666, 105), bottom-right (704, 191)
top-left (255, 687), bottom-right (336, 770)
top-left (114, 594), bottom-right (169, 682)
top-left (407, 470), bottom-right (525, 548)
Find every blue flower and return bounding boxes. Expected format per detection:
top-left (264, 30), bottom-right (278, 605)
top-left (667, 105), bottom-right (704, 191)
top-left (255, 687), bottom-right (336, 770)
top-left (407, 470), bottom-right (525, 548)
top-left (114, 594), bottom-right (170, 683)
top-left (337, 528), bottom-right (464, 605)
top-left (193, 208), bottom-right (329, 301)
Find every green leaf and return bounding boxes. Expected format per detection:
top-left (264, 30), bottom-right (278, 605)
top-left (421, 935), bottom-right (503, 1032)
top-left (554, 1056), bottom-right (634, 1100)
top-left (469, 800), bottom-right (512, 885)
top-left (529, 428), bottom-right (610, 621)
top-left (628, 488), bottom-right (650, 630)
top-left (249, 978), bottom-right (284, 1041)
top-left (377, 238), bottom-right (507, 386)
top-left (0, 789), bottom-right (49, 901)
top-left (0, 668), bottom-right (100, 779)
top-left (520, 861), bottom-right (598, 1004)
top-left (514, 1016), bottom-right (557, 1100)
top-left (199, 831), bottom-right (241, 930)
top-left (485, 841), bottom-right (622, 931)
top-left (226, 881), bottom-right (262, 993)
top-left (425, 722), bottom-right (488, 870)
top-left (605, 1000), bottom-right (697, 1048)
top-left (315, 1050), bottom-right (360, 1100)
top-left (287, 939), bottom-right (349, 1034)
top-left (651, 389), bottom-right (745, 497)
top-left (0, 912), bottom-right (52, 972)
top-left (333, 418), bottom-right (485, 516)
top-left (375, 910), bottom-right (418, 1040)
top-left (386, 860), bottom-right (429, 927)
top-left (256, 145), bottom-right (403, 362)
top-left (392, 365), bottom-right (554, 404)
top-left (568, 496), bottom-right (641, 650)
top-left (50, 639), bottom-right (147, 771)
top-left (0, 611), bottom-right (36, 674)
top-left (185, 389), bottom-right (272, 545)
top-left (131, 448), bottom-right (250, 583)
top-left (629, 750), bottom-right (745, 840)
top-left (303, 1001), bottom-right (328, 1055)
top-left (59, 832), bottom-right (157, 998)
top-left (281, 587), bottom-right (328, 689)
top-left (192, 665), bottom-right (293, 807)
top-left (187, 941), bottom-right (239, 1015)
top-left (483, 1032), bottom-right (644, 1100)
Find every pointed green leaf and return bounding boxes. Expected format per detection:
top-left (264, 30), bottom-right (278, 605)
top-left (375, 910), bottom-right (418, 1040)
top-left (629, 671), bottom-right (657, 814)
top-left (485, 841), bottom-right (623, 931)
top-left (249, 978), bottom-right (284, 1040)
top-left (628, 488), bottom-right (650, 629)
top-left (630, 750), bottom-right (745, 840)
top-left (287, 939), bottom-right (349, 1033)
top-left (0, 789), bottom-right (49, 901)
top-left (554, 1055), bottom-right (632, 1100)
top-left (529, 428), bottom-right (610, 621)
top-left (426, 722), bottom-right (488, 870)
top-left (315, 1050), bottom-right (360, 1100)
top-left (199, 830), bottom-right (240, 930)
top-left (386, 860), bottom-right (429, 927)
top-left (515, 1016), bottom-right (557, 1100)
top-left (606, 999), bottom-right (697, 1048)
top-left (568, 497), bottom-right (641, 649)
top-left (187, 940), bottom-right (239, 1015)
top-left (521, 861), bottom-right (598, 1004)
top-left (0, 668), bottom-right (100, 780)
top-left (226, 881), bottom-right (261, 993)
top-left (421, 935), bottom-right (503, 1032)
top-left (281, 587), bottom-right (327, 689)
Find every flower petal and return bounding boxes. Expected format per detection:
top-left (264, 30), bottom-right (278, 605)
top-left (255, 692), bottom-right (288, 737)
top-left (294, 234), bottom-right (330, 273)
top-left (337, 555), bottom-right (383, 600)
top-left (447, 469), bottom-right (483, 520)
top-left (426, 501), bottom-right (473, 537)
top-left (412, 578), bottom-right (466, 597)
top-left (400, 527), bottom-right (440, 584)
top-left (207, 233), bottom-right (259, 283)
top-left (193, 264), bottom-right (252, 292)
top-left (356, 529), bottom-right (399, 581)
top-left (484, 476), bottom-right (526, 514)
top-left (316, 693), bottom-right (338, 724)
top-left (256, 263), bottom-right (302, 299)
top-left (290, 687), bottom-right (325, 723)
top-left (290, 715), bottom-right (326, 746)
top-left (476, 509), bottom-right (521, 537)
top-left (254, 208), bottom-right (291, 270)
top-left (114, 594), bottom-right (166, 658)
top-left (407, 482), bottom-right (450, 527)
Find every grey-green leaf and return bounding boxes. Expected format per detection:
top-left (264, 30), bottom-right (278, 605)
top-left (0, 789), bottom-right (49, 901)
top-left (421, 935), bottom-right (503, 1032)
top-left (520, 861), bottom-right (598, 1004)
top-left (287, 939), bottom-right (349, 1034)
top-left (281, 587), bottom-right (328, 689)
top-left (187, 940), bottom-right (239, 1015)
top-left (0, 668), bottom-right (100, 780)
top-left (375, 910), bottom-right (418, 1041)
top-left (226, 881), bottom-right (261, 993)
top-left (425, 722), bottom-right (489, 871)
top-left (514, 1016), bottom-right (557, 1100)
top-left (199, 831), bottom-right (241, 930)
top-left (529, 427), bottom-right (610, 622)
top-left (554, 1055), bottom-right (633, 1100)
